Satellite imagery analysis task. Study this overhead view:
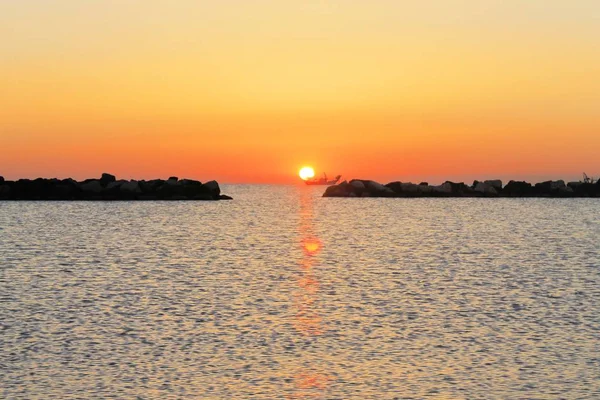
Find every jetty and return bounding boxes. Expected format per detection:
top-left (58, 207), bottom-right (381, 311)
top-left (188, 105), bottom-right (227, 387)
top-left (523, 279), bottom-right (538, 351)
top-left (0, 173), bottom-right (232, 201)
top-left (323, 179), bottom-right (600, 198)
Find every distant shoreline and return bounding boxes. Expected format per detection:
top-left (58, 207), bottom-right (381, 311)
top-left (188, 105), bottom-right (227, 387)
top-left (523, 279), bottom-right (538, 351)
top-left (0, 174), bottom-right (232, 201)
top-left (323, 179), bottom-right (600, 198)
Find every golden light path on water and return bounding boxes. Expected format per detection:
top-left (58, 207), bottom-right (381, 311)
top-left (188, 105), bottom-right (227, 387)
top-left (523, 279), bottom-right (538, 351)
top-left (286, 189), bottom-right (331, 399)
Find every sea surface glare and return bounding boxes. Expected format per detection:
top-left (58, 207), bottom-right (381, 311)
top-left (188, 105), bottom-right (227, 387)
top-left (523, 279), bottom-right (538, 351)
top-left (1, 185), bottom-right (599, 399)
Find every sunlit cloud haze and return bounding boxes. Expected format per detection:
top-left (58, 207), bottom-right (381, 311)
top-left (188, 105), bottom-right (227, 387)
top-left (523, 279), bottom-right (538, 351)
top-left (1, 1), bottom-right (599, 183)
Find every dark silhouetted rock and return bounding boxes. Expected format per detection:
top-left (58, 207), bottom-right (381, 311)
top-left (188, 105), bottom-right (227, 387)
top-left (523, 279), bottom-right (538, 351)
top-left (0, 184), bottom-right (10, 199)
top-left (219, 194), bottom-right (233, 200)
top-left (120, 181), bottom-right (141, 194)
top-left (0, 176), bottom-right (4, 183)
top-left (484, 180), bottom-right (503, 191)
top-left (323, 181), bottom-right (351, 197)
top-left (100, 173), bottom-right (116, 186)
top-left (400, 183), bottom-right (420, 196)
top-left (203, 180), bottom-right (221, 197)
top-left (502, 181), bottom-right (534, 197)
top-left (81, 180), bottom-right (103, 193)
top-left (350, 180), bottom-right (365, 190)
top-left (535, 180), bottom-right (572, 197)
top-left (433, 182), bottom-right (453, 196)
top-left (474, 182), bottom-right (498, 196)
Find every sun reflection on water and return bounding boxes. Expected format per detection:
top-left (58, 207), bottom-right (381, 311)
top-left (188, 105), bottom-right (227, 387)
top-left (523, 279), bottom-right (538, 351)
top-left (286, 189), bottom-right (333, 398)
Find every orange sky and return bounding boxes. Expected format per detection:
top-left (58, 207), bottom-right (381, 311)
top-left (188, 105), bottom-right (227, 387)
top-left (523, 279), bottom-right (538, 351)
top-left (1, 1), bottom-right (599, 183)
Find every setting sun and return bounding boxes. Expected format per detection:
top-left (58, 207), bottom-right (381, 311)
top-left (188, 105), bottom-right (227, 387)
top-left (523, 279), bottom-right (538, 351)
top-left (299, 167), bottom-right (315, 181)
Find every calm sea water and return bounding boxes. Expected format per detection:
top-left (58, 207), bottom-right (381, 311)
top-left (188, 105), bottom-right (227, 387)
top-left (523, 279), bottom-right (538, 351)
top-left (1, 185), bottom-right (599, 399)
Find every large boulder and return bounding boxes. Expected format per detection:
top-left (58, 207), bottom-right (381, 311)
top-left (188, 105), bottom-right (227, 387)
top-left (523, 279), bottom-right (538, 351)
top-left (349, 180), bottom-right (365, 190)
top-left (100, 173), bottom-right (116, 186)
top-left (535, 180), bottom-right (567, 196)
top-left (417, 184), bottom-right (433, 195)
top-left (177, 179), bottom-right (202, 186)
top-left (362, 180), bottom-right (394, 197)
top-left (80, 180), bottom-right (103, 193)
top-left (0, 185), bottom-right (10, 199)
top-left (385, 181), bottom-right (403, 194)
top-left (400, 182), bottom-right (421, 196)
top-left (567, 181), bottom-right (582, 190)
top-left (364, 180), bottom-right (387, 192)
top-left (385, 182), bottom-right (422, 197)
top-left (323, 181), bottom-right (352, 197)
top-left (474, 182), bottom-right (498, 196)
top-left (484, 180), bottom-right (503, 191)
top-left (443, 181), bottom-right (472, 196)
top-left (203, 180), bottom-right (221, 197)
top-left (0, 176), bottom-right (4, 183)
top-left (433, 182), bottom-right (453, 196)
top-left (120, 181), bottom-right (141, 193)
top-left (106, 180), bottom-right (126, 190)
top-left (503, 181), bottom-right (533, 197)
top-left (139, 179), bottom-right (164, 193)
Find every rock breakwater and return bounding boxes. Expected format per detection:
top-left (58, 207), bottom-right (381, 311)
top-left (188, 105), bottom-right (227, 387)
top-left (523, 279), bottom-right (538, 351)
top-left (324, 179), bottom-right (600, 198)
top-left (0, 173), bottom-right (232, 200)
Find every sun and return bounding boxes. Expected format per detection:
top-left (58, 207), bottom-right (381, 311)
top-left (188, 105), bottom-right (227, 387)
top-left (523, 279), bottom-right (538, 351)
top-left (299, 166), bottom-right (315, 181)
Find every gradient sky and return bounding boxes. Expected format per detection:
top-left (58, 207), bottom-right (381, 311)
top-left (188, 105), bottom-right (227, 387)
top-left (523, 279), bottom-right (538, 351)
top-left (1, 1), bottom-right (599, 183)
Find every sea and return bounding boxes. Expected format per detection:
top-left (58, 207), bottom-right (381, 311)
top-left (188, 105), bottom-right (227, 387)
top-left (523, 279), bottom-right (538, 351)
top-left (1, 185), bottom-right (599, 399)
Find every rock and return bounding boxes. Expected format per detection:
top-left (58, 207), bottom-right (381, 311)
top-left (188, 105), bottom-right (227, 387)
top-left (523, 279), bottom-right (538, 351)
top-left (474, 182), bottom-right (498, 196)
top-left (552, 180), bottom-right (566, 190)
top-left (574, 183), bottom-right (599, 197)
top-left (418, 184), bottom-right (433, 194)
top-left (120, 181), bottom-right (141, 193)
top-left (177, 179), bottom-right (201, 186)
top-left (484, 180), bottom-right (503, 191)
top-left (535, 180), bottom-right (567, 196)
top-left (219, 194), bottom-right (233, 200)
top-left (323, 181), bottom-right (352, 197)
top-left (167, 177), bottom-right (178, 185)
top-left (203, 180), bottom-right (221, 197)
top-left (401, 182), bottom-right (420, 192)
top-left (364, 180), bottom-right (387, 192)
top-left (445, 181), bottom-right (472, 196)
top-left (400, 183), bottom-right (421, 196)
top-left (385, 182), bottom-right (403, 194)
top-left (100, 173), bottom-right (116, 186)
top-left (349, 180), bottom-right (365, 190)
top-left (106, 180), bottom-right (126, 190)
top-left (503, 181), bottom-right (533, 197)
top-left (386, 181), bottom-right (428, 197)
top-left (0, 185), bottom-right (10, 199)
top-left (567, 181), bottom-right (582, 190)
top-left (80, 180), bottom-right (103, 193)
top-left (433, 182), bottom-right (453, 195)
top-left (0, 176), bottom-right (4, 183)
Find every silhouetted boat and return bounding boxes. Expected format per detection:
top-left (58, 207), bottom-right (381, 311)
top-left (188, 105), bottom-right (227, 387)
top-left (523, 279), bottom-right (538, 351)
top-left (304, 173), bottom-right (341, 186)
